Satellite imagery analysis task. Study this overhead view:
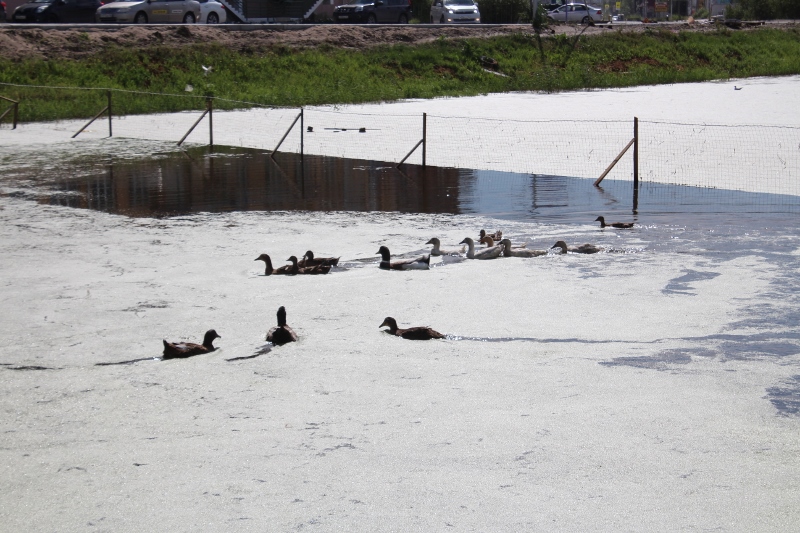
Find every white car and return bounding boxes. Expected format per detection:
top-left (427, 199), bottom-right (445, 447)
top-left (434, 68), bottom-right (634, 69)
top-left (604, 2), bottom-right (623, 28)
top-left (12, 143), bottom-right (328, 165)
top-left (430, 0), bottom-right (480, 24)
top-left (95, 0), bottom-right (201, 23)
top-left (198, 0), bottom-right (225, 23)
top-left (547, 2), bottom-right (602, 23)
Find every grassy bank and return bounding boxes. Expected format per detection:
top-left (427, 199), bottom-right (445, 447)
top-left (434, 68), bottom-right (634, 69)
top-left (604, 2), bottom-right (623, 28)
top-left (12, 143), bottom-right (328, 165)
top-left (1, 26), bottom-right (800, 122)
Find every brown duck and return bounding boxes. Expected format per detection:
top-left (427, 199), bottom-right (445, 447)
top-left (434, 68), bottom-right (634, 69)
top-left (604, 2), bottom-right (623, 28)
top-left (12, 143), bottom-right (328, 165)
top-left (595, 216), bottom-right (634, 229)
top-left (379, 317), bottom-right (445, 340)
top-left (267, 306), bottom-right (298, 346)
top-left (479, 229), bottom-right (503, 242)
top-left (298, 250), bottom-right (339, 268)
top-left (254, 253), bottom-right (292, 275)
top-left (286, 255), bottom-right (331, 275)
top-left (162, 329), bottom-right (221, 359)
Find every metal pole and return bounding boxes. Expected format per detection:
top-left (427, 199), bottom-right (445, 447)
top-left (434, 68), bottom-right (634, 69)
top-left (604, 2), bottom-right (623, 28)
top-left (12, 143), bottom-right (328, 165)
top-left (207, 98), bottom-right (213, 149)
top-left (107, 90), bottom-right (112, 138)
top-left (300, 107), bottom-right (304, 195)
top-left (422, 112), bottom-right (427, 168)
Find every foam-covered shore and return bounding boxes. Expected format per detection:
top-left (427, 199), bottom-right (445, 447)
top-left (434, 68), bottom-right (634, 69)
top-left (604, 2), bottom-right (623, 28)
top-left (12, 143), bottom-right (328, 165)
top-left (1, 194), bottom-right (799, 531)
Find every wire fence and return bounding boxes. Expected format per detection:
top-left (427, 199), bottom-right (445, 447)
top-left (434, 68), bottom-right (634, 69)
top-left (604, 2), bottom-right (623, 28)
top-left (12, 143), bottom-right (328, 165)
top-left (1, 84), bottom-right (799, 198)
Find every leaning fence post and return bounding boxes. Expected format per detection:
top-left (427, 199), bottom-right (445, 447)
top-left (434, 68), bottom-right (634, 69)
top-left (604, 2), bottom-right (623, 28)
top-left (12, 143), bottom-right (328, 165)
top-left (0, 96), bottom-right (20, 130)
top-left (633, 116), bottom-right (639, 188)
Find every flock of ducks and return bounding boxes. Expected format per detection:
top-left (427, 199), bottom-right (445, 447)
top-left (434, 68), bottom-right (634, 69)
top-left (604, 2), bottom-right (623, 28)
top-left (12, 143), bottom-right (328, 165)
top-left (162, 215), bottom-right (635, 356)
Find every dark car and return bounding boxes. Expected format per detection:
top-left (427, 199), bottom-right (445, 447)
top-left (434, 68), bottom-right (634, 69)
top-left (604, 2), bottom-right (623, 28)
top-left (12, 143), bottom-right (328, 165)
top-left (12, 0), bottom-right (102, 22)
top-left (333, 0), bottom-right (411, 23)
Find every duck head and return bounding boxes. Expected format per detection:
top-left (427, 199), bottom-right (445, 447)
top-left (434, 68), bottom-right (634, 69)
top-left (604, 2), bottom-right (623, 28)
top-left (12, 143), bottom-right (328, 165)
top-left (304, 250), bottom-right (315, 261)
top-left (276, 306), bottom-right (288, 327)
top-left (425, 238), bottom-right (440, 246)
top-left (202, 329), bottom-right (221, 348)
top-left (480, 236), bottom-right (495, 247)
top-left (551, 241), bottom-right (568, 254)
top-left (377, 246), bottom-right (391, 261)
top-left (379, 317), bottom-right (399, 333)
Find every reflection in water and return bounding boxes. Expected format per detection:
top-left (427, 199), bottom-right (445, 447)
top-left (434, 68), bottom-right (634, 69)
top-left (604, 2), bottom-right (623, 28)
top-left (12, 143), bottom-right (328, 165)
top-left (26, 144), bottom-right (800, 222)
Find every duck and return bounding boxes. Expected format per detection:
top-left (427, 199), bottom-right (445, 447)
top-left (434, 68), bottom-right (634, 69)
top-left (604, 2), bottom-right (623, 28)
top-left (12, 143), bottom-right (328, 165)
top-left (479, 229), bottom-right (503, 242)
top-left (551, 240), bottom-right (603, 254)
top-left (285, 256), bottom-right (331, 275)
top-left (379, 317), bottom-right (445, 340)
top-left (595, 216), bottom-right (634, 229)
top-left (162, 329), bottom-right (221, 359)
top-left (267, 306), bottom-right (298, 346)
top-left (459, 237), bottom-right (503, 260)
top-left (425, 237), bottom-right (466, 256)
top-left (377, 246), bottom-right (430, 270)
top-left (500, 238), bottom-right (548, 257)
top-left (254, 253), bottom-right (292, 275)
top-left (298, 250), bottom-right (339, 268)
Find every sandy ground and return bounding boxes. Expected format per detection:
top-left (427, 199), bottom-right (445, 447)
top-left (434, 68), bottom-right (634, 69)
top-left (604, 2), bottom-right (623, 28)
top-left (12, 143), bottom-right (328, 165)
top-left (1, 79), bottom-right (800, 530)
top-left (0, 20), bottom-right (794, 61)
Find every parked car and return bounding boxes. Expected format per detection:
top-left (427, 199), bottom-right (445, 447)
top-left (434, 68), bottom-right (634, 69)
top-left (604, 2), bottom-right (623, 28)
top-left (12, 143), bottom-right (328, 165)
top-left (429, 0), bottom-right (480, 24)
top-left (333, 0), bottom-right (411, 24)
top-left (12, 0), bottom-right (102, 22)
top-left (547, 2), bottom-right (602, 23)
top-left (197, 0), bottom-right (224, 23)
top-left (95, 0), bottom-right (200, 23)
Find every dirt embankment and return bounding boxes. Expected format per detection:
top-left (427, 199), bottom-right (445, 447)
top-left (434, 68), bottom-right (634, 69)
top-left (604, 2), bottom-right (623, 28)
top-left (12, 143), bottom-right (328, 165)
top-left (0, 20), bottom-right (794, 62)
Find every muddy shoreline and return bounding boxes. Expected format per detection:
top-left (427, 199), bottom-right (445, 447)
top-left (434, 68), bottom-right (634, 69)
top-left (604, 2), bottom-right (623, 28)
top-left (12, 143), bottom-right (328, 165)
top-left (0, 20), bottom-right (793, 61)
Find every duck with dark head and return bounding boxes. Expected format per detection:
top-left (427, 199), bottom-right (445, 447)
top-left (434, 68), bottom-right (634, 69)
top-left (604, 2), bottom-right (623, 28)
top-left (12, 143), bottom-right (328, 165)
top-left (377, 246), bottom-right (430, 270)
top-left (595, 216), bottom-right (634, 229)
top-left (162, 329), bottom-right (221, 359)
top-left (267, 306), bottom-right (298, 346)
top-left (380, 317), bottom-right (445, 340)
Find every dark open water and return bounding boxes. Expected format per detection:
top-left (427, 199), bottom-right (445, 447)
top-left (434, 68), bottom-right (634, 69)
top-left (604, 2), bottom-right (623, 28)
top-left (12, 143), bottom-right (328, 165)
top-left (9, 144), bottom-right (797, 228)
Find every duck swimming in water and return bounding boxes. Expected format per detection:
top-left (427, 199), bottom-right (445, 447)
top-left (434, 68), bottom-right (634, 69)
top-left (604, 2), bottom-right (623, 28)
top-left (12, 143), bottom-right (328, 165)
top-left (500, 239), bottom-right (548, 257)
top-left (286, 256), bottom-right (331, 275)
top-left (162, 329), bottom-right (221, 359)
top-left (267, 306), bottom-right (298, 346)
top-left (479, 229), bottom-right (503, 242)
top-left (377, 246), bottom-right (430, 270)
top-left (551, 240), bottom-right (603, 254)
top-left (298, 250), bottom-right (339, 268)
top-left (255, 254), bottom-right (293, 275)
top-left (460, 237), bottom-right (503, 260)
top-left (425, 237), bottom-right (466, 256)
top-left (379, 317), bottom-right (445, 340)
top-left (595, 216), bottom-right (634, 229)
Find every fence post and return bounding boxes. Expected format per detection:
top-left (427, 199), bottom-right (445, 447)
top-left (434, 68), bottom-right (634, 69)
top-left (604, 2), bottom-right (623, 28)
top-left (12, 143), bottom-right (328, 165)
top-left (422, 112), bottom-right (427, 168)
top-left (107, 90), bottom-right (112, 138)
top-left (633, 116), bottom-right (639, 188)
top-left (207, 98), bottom-right (213, 149)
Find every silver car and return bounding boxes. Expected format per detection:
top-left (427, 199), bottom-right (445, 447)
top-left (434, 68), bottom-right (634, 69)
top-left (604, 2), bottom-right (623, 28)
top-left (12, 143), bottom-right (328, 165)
top-left (96, 0), bottom-right (201, 23)
top-left (547, 2), bottom-right (602, 23)
top-left (430, 0), bottom-right (480, 24)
